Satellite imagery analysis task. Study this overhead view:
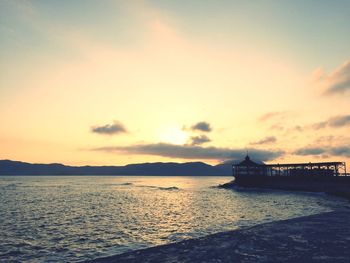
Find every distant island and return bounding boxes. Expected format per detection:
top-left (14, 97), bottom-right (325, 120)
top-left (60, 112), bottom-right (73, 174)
top-left (0, 160), bottom-right (232, 176)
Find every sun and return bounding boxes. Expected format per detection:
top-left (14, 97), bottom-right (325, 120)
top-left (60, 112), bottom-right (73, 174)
top-left (159, 125), bottom-right (188, 145)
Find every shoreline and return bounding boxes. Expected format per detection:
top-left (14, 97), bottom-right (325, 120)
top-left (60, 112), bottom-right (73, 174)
top-left (87, 209), bottom-right (350, 263)
top-left (219, 179), bottom-right (350, 201)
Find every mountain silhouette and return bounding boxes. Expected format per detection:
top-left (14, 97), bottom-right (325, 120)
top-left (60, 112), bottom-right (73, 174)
top-left (0, 160), bottom-right (232, 176)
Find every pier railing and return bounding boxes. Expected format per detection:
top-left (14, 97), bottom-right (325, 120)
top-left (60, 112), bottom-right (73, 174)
top-left (233, 161), bottom-right (348, 177)
top-left (264, 161), bottom-right (347, 177)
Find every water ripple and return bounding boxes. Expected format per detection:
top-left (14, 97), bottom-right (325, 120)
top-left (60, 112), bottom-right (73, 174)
top-left (0, 176), bottom-right (347, 262)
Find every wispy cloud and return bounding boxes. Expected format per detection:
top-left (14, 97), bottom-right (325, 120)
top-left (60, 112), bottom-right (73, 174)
top-left (312, 115), bottom-right (350, 130)
top-left (92, 143), bottom-right (283, 162)
top-left (294, 146), bottom-right (350, 158)
top-left (190, 121), bottom-right (212, 132)
top-left (258, 111), bottom-right (290, 122)
top-left (188, 135), bottom-right (211, 146)
top-left (91, 121), bottom-right (127, 135)
top-left (294, 147), bottom-right (326, 156)
top-left (326, 115), bottom-right (350, 127)
top-left (250, 136), bottom-right (277, 145)
top-left (313, 60), bottom-right (350, 95)
top-left (259, 112), bottom-right (283, 122)
top-left (269, 124), bottom-right (285, 131)
top-left (259, 111), bottom-right (300, 133)
top-left (331, 147), bottom-right (350, 157)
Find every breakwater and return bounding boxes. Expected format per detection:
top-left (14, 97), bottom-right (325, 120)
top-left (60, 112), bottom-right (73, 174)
top-left (222, 176), bottom-right (350, 200)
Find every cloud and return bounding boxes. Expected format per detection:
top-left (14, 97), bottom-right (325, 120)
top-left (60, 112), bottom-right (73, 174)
top-left (327, 115), bottom-right (350, 127)
top-left (294, 146), bottom-right (350, 158)
top-left (294, 147), bottom-right (326, 156)
top-left (250, 136), bottom-right (277, 145)
top-left (311, 122), bottom-right (327, 130)
top-left (314, 60), bottom-right (350, 95)
top-left (191, 121), bottom-right (212, 132)
top-left (188, 135), bottom-right (211, 146)
top-left (259, 112), bottom-right (283, 122)
top-left (312, 115), bottom-right (350, 129)
top-left (258, 111), bottom-right (291, 122)
top-left (92, 143), bottom-right (284, 162)
top-left (293, 125), bottom-right (303, 132)
top-left (330, 147), bottom-right (350, 157)
top-left (259, 112), bottom-right (302, 133)
top-left (91, 121), bottom-right (127, 135)
top-left (269, 124), bottom-right (285, 131)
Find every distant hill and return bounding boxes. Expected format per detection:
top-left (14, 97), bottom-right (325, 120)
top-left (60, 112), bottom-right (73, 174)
top-left (0, 160), bottom-right (233, 176)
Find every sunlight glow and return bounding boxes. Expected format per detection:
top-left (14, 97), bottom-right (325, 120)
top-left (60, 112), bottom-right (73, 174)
top-left (159, 126), bottom-right (188, 145)
top-left (1, 1), bottom-right (350, 165)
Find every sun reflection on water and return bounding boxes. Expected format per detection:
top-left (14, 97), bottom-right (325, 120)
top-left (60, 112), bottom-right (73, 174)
top-left (0, 176), bottom-right (347, 262)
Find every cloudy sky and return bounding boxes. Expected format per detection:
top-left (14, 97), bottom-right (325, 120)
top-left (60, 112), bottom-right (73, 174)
top-left (1, 0), bottom-right (350, 165)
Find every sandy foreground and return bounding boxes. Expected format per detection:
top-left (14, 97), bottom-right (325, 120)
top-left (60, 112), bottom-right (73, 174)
top-left (87, 209), bottom-right (350, 263)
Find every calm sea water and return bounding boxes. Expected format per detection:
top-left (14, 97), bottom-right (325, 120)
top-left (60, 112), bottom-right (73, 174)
top-left (0, 176), bottom-right (347, 262)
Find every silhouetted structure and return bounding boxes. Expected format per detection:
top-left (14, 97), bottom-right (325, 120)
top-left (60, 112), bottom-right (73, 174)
top-left (264, 162), bottom-right (346, 177)
top-left (233, 155), bottom-right (347, 177)
top-left (233, 155), bottom-right (267, 176)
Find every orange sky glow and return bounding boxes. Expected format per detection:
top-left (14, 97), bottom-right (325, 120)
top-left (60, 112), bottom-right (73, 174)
top-left (1, 1), bottom-right (350, 166)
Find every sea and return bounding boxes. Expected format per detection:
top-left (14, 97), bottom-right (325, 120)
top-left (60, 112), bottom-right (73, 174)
top-left (0, 176), bottom-right (347, 262)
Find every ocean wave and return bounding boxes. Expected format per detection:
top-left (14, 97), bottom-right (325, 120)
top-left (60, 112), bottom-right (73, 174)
top-left (158, 186), bottom-right (179, 191)
top-left (137, 185), bottom-right (180, 191)
top-left (119, 182), bottom-right (133, 186)
top-left (0, 183), bottom-right (20, 189)
top-left (104, 182), bottom-right (134, 186)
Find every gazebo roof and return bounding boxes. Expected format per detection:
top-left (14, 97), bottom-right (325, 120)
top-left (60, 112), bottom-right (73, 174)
top-left (237, 155), bottom-right (261, 166)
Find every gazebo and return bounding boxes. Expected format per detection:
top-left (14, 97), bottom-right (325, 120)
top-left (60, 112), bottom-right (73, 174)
top-left (233, 155), bottom-right (267, 177)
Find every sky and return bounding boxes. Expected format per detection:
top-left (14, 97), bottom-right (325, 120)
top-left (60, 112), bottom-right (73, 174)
top-left (1, 0), bottom-right (350, 166)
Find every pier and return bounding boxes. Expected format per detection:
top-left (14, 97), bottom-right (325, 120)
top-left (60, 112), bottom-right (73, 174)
top-left (232, 156), bottom-right (347, 177)
top-left (229, 155), bottom-right (350, 200)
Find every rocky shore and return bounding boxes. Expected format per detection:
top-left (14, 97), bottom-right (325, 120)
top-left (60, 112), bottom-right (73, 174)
top-left (87, 210), bottom-right (350, 263)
